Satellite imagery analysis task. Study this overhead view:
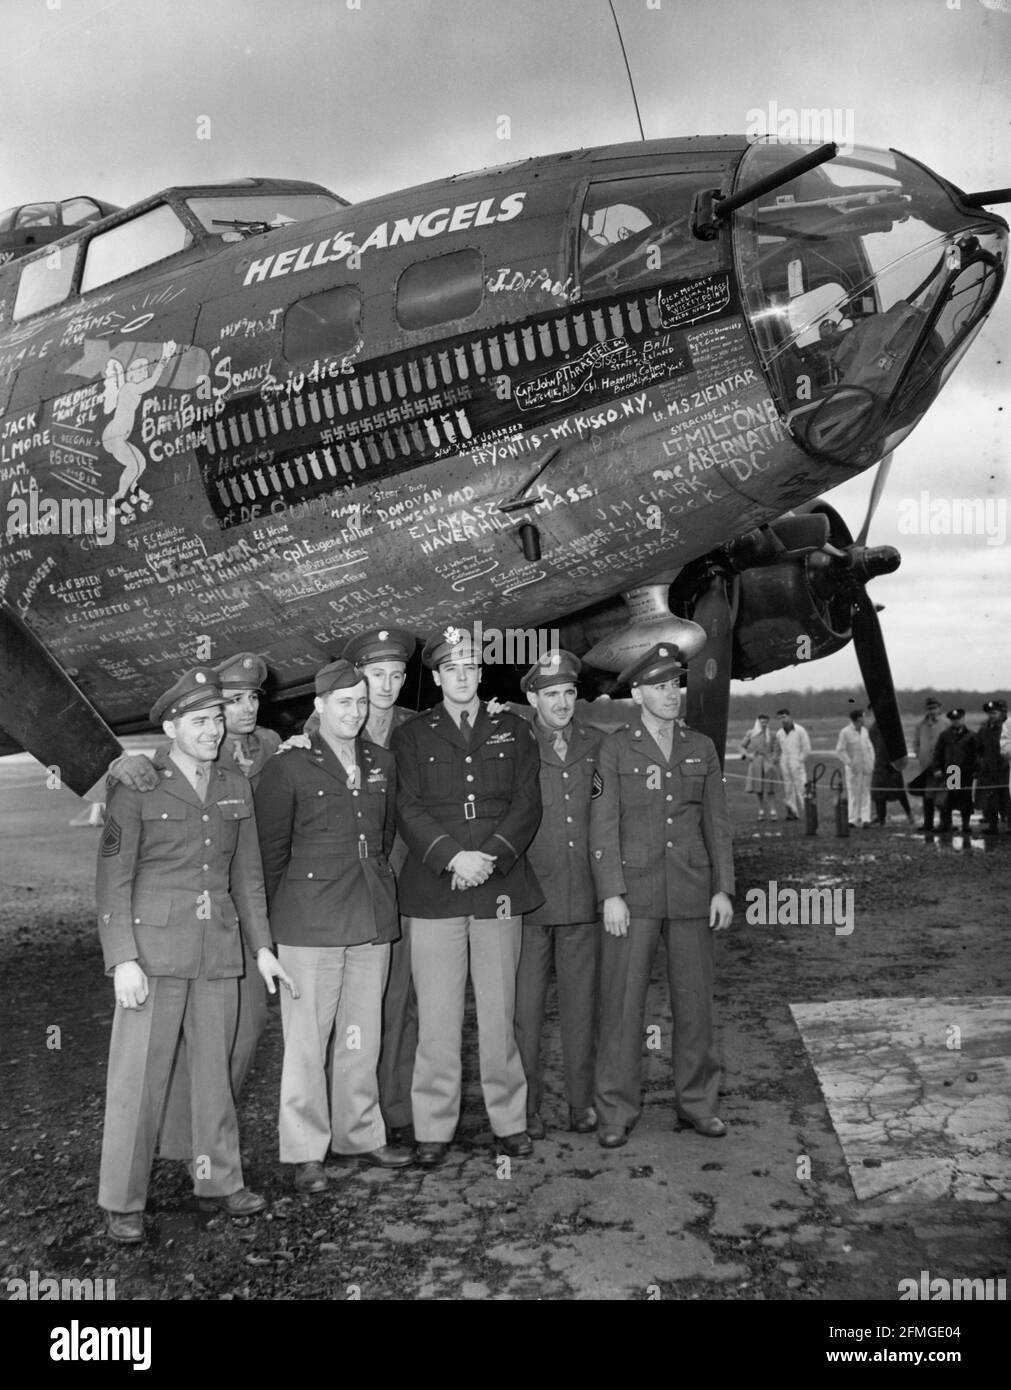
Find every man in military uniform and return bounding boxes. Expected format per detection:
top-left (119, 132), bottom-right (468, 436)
top-left (96, 668), bottom-right (295, 1243)
top-left (589, 644), bottom-right (734, 1149)
top-left (106, 652), bottom-right (280, 1157)
top-left (254, 659), bottom-right (411, 1193)
top-left (339, 628), bottom-right (419, 1143)
top-left (391, 624), bottom-right (543, 1167)
top-left (932, 708), bottom-right (976, 833)
top-left (973, 698), bottom-right (1010, 834)
top-left (513, 649), bottom-right (603, 1139)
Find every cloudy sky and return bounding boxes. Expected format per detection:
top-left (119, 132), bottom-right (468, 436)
top-left (1, 0), bottom-right (1008, 695)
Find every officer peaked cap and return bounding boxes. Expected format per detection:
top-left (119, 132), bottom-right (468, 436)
top-left (422, 624), bottom-right (481, 670)
top-left (150, 668), bottom-right (224, 724)
top-left (983, 698), bottom-right (1007, 714)
top-left (924, 697), bottom-right (942, 710)
top-left (341, 627), bottom-right (416, 667)
top-left (214, 651), bottom-right (268, 691)
top-left (946, 707), bottom-right (965, 720)
top-left (315, 659), bottom-right (366, 696)
top-left (618, 643), bottom-right (685, 689)
top-left (520, 648), bottom-right (582, 693)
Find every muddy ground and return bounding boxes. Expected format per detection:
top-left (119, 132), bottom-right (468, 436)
top-left (1, 757), bottom-right (1008, 1320)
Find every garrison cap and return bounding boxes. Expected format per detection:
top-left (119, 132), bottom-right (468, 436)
top-left (618, 643), bottom-right (685, 689)
top-left (983, 698), bottom-right (1008, 713)
top-left (422, 623), bottom-right (481, 670)
top-left (214, 651), bottom-right (267, 691)
top-left (315, 659), bottom-right (366, 696)
top-left (150, 668), bottom-right (224, 724)
top-left (946, 707), bottom-right (966, 721)
top-left (341, 627), bottom-right (416, 667)
top-left (520, 648), bottom-right (582, 693)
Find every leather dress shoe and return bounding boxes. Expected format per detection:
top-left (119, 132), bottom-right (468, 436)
top-left (197, 1187), bottom-right (267, 1216)
top-left (294, 1160), bottom-right (328, 1193)
top-left (678, 1115), bottom-right (727, 1139)
top-left (329, 1145), bottom-right (413, 1169)
top-left (496, 1131), bottom-right (533, 1157)
top-left (569, 1105), bottom-right (598, 1133)
top-left (414, 1141), bottom-right (449, 1168)
top-left (598, 1125), bottom-right (628, 1149)
top-left (104, 1209), bottom-right (144, 1243)
top-left (526, 1113), bottom-right (546, 1140)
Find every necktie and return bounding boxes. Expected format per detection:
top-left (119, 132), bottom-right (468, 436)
top-left (459, 710), bottom-right (471, 746)
top-left (231, 736), bottom-right (254, 772)
top-left (553, 729), bottom-right (567, 760)
top-left (656, 725), bottom-right (672, 761)
top-left (193, 765), bottom-right (208, 803)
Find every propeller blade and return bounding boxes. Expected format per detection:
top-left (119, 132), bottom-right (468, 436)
top-left (855, 451), bottom-right (894, 545)
top-left (686, 574), bottom-right (735, 767)
top-left (850, 590), bottom-right (907, 768)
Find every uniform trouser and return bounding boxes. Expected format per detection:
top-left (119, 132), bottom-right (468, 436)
top-left (377, 917), bottom-right (419, 1132)
top-left (277, 942), bottom-right (389, 1162)
top-left (158, 948), bottom-right (267, 1160)
top-left (98, 975), bottom-right (241, 1212)
top-left (781, 761), bottom-right (806, 816)
top-left (595, 916), bottom-right (719, 1132)
top-left (513, 919), bottom-right (598, 1116)
top-left (938, 789), bottom-right (973, 829)
top-left (844, 766), bottom-right (872, 825)
top-left (409, 915), bottom-right (527, 1141)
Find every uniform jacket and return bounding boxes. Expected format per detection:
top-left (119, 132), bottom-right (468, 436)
top-left (525, 718), bottom-right (606, 927)
top-left (365, 705), bottom-right (414, 877)
top-left (914, 715), bottom-right (943, 774)
top-left (741, 726), bottom-right (779, 795)
top-left (391, 702), bottom-right (543, 919)
top-left (254, 733), bottom-right (399, 948)
top-left (96, 749), bottom-right (271, 979)
top-left (589, 715), bottom-right (734, 920)
top-left (931, 725), bottom-right (976, 783)
top-left (221, 726), bottom-right (281, 787)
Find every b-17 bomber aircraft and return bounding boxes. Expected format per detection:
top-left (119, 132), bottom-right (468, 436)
top-left (0, 137), bottom-right (1007, 792)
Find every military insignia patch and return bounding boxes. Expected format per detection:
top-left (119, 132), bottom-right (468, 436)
top-left (591, 770), bottom-right (604, 799)
top-left (593, 848), bottom-right (603, 859)
top-left (100, 817), bottom-right (122, 857)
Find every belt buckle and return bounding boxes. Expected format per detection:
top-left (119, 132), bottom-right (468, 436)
top-left (464, 801), bottom-right (476, 820)
top-left (358, 839), bottom-right (368, 859)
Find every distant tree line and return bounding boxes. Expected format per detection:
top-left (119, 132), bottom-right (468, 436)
top-left (727, 688), bottom-right (1006, 721)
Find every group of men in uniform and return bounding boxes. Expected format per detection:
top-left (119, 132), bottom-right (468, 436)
top-left (917, 696), bottom-right (1011, 834)
top-left (95, 623), bottom-right (735, 1241)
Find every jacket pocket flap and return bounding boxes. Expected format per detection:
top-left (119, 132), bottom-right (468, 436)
top-left (131, 896), bottom-right (173, 925)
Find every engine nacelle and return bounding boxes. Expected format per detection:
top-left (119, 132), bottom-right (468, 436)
top-left (731, 553), bottom-right (852, 679)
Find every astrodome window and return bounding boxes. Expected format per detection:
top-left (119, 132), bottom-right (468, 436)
top-left (395, 248), bottom-right (484, 330)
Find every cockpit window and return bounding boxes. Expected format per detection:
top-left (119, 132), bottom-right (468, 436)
top-left (734, 142), bottom-right (1006, 465)
top-left (15, 203), bottom-right (59, 229)
top-left (186, 194), bottom-right (342, 239)
top-left (13, 243), bottom-right (78, 321)
top-left (61, 196), bottom-right (106, 227)
top-left (579, 175), bottom-right (720, 296)
top-left (81, 203), bottom-right (193, 292)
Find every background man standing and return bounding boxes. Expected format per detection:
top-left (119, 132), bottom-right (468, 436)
top-left (590, 644), bottom-right (734, 1150)
top-left (775, 708), bottom-right (811, 822)
top-left (973, 698), bottom-right (1010, 835)
top-left (107, 652), bottom-right (280, 1158)
top-left (97, 668), bottom-right (294, 1243)
top-left (391, 624), bottom-right (543, 1167)
top-left (932, 708), bottom-right (976, 834)
top-left (913, 696), bottom-right (944, 833)
top-left (835, 708), bottom-right (875, 828)
top-left (255, 659), bottom-right (410, 1194)
top-left (513, 649), bottom-right (602, 1139)
top-left (340, 627), bottom-right (419, 1142)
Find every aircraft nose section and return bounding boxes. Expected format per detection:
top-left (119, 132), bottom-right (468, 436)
top-left (731, 141), bottom-right (1007, 469)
